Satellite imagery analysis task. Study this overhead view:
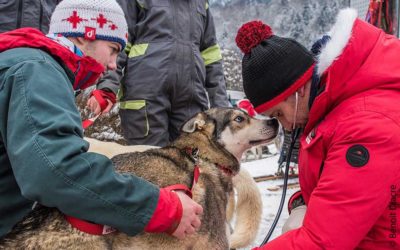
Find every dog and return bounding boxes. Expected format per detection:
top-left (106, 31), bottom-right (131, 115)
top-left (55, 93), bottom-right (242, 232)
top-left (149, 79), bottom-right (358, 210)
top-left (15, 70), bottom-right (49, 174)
top-left (84, 137), bottom-right (263, 249)
top-left (0, 108), bottom-right (278, 249)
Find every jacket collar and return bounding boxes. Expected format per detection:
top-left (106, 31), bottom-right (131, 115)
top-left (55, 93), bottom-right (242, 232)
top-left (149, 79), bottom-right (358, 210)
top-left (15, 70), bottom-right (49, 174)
top-left (305, 8), bottom-right (387, 134)
top-left (0, 28), bottom-right (104, 90)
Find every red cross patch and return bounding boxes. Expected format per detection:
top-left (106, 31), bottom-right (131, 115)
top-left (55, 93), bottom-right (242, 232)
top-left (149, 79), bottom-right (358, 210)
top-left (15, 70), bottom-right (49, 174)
top-left (64, 11), bottom-right (87, 29)
top-left (92, 14), bottom-right (108, 28)
top-left (109, 23), bottom-right (118, 30)
top-left (84, 27), bottom-right (96, 40)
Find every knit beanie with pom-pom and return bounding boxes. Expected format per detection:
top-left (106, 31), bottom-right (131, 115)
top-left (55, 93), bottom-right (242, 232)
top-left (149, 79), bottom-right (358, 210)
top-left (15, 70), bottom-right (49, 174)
top-left (235, 20), bottom-right (315, 114)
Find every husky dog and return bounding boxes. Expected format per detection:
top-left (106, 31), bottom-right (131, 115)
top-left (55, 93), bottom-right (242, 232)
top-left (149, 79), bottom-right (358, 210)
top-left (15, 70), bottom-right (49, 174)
top-left (0, 108), bottom-right (278, 249)
top-left (84, 137), bottom-right (263, 249)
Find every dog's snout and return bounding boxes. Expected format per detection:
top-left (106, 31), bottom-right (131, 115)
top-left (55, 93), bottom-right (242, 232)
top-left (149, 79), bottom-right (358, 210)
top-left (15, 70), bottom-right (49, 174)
top-left (266, 118), bottom-right (279, 129)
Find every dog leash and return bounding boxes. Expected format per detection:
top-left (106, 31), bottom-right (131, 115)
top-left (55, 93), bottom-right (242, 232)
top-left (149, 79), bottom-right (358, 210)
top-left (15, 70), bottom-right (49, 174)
top-left (163, 166), bottom-right (200, 199)
top-left (65, 215), bottom-right (117, 235)
top-left (164, 148), bottom-right (201, 198)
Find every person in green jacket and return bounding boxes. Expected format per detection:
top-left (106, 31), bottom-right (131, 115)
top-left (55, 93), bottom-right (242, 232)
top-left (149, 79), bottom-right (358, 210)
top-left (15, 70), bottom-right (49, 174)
top-left (0, 0), bottom-right (202, 239)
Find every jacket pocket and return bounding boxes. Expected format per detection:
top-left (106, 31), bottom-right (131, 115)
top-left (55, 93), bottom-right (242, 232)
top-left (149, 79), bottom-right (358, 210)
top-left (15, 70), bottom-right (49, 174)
top-left (119, 100), bottom-right (149, 138)
top-left (128, 43), bottom-right (149, 58)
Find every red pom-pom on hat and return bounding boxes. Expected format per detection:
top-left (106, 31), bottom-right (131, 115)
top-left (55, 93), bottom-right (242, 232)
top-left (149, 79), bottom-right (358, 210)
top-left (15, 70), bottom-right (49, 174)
top-left (235, 20), bottom-right (273, 54)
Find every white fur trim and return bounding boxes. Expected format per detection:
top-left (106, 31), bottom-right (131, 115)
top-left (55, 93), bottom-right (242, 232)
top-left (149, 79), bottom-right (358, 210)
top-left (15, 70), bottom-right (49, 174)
top-left (49, 0), bottom-right (127, 48)
top-left (317, 8), bottom-right (358, 76)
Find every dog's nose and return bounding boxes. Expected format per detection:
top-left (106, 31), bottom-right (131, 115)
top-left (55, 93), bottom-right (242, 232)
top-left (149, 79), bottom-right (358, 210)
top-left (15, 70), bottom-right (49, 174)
top-left (266, 118), bottom-right (279, 129)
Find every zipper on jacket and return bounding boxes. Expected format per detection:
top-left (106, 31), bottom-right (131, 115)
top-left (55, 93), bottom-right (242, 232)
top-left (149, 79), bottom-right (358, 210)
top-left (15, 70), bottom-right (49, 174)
top-left (39, 0), bottom-right (43, 31)
top-left (16, 0), bottom-right (23, 29)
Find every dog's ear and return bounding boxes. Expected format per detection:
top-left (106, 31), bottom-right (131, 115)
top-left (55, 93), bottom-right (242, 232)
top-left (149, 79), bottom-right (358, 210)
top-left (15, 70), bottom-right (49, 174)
top-left (181, 113), bottom-right (206, 133)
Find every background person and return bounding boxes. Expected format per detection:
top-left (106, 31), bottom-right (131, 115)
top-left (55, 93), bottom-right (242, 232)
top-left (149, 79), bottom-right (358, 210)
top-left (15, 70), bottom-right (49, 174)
top-left (0, 0), bottom-right (61, 34)
top-left (93, 0), bottom-right (231, 146)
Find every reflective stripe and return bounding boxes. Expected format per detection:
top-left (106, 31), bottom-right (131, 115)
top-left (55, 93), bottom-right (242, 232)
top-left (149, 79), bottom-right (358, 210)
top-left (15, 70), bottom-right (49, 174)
top-left (125, 42), bottom-right (132, 54)
top-left (119, 100), bottom-right (149, 136)
top-left (128, 43), bottom-right (149, 58)
top-left (136, 0), bottom-right (145, 9)
top-left (117, 88), bottom-right (123, 101)
top-left (201, 44), bottom-right (222, 66)
top-left (119, 100), bottom-right (146, 110)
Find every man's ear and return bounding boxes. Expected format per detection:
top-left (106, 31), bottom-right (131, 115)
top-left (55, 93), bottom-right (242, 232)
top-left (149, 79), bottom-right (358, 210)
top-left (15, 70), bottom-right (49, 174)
top-left (71, 37), bottom-right (90, 52)
top-left (181, 113), bottom-right (206, 133)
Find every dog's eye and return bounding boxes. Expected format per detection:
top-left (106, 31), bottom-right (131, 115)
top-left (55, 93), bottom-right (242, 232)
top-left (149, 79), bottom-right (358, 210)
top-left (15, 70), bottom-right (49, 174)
top-left (234, 116), bottom-right (244, 123)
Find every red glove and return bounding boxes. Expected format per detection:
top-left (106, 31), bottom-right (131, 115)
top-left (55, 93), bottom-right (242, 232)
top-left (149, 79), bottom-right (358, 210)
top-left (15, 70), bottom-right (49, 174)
top-left (144, 188), bottom-right (183, 234)
top-left (91, 89), bottom-right (116, 112)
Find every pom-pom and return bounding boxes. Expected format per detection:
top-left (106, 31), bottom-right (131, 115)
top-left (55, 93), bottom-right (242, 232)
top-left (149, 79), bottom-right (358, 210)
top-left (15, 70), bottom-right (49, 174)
top-left (235, 20), bottom-right (273, 54)
top-left (237, 99), bottom-right (257, 117)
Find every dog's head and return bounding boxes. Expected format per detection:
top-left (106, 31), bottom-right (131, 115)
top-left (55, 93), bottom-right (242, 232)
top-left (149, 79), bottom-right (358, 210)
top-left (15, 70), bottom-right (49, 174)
top-left (181, 108), bottom-right (279, 163)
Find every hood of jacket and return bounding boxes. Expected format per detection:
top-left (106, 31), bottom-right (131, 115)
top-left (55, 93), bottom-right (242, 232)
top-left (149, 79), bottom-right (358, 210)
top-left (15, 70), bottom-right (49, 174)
top-left (0, 28), bottom-right (104, 90)
top-left (305, 8), bottom-right (400, 134)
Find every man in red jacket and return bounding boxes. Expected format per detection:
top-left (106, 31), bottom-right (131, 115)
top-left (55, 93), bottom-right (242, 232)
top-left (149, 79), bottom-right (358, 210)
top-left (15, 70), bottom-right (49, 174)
top-left (235, 8), bottom-right (400, 249)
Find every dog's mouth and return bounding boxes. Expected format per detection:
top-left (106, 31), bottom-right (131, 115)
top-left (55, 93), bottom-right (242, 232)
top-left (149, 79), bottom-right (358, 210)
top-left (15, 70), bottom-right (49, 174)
top-left (249, 136), bottom-right (276, 146)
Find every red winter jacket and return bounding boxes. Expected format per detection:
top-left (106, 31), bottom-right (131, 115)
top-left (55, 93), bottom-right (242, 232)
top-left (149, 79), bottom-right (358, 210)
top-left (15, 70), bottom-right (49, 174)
top-left (257, 10), bottom-right (400, 249)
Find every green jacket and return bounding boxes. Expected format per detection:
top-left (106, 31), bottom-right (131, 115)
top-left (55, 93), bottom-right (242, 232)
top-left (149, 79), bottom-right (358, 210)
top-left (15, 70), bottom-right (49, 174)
top-left (0, 31), bottom-right (159, 237)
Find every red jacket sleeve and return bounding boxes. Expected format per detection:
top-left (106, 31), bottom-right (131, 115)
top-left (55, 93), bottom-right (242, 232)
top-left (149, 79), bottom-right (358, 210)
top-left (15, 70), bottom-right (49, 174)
top-left (255, 112), bottom-right (400, 249)
top-left (287, 190), bottom-right (302, 214)
top-left (144, 188), bottom-right (182, 234)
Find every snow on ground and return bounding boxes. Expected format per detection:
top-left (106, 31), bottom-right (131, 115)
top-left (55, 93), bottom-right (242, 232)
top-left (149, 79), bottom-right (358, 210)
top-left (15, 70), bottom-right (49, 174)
top-left (238, 145), bottom-right (299, 249)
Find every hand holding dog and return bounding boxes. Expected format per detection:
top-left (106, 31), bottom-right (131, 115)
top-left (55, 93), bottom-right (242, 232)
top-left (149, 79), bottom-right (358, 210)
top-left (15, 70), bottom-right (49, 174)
top-left (87, 95), bottom-right (113, 115)
top-left (172, 191), bottom-right (203, 240)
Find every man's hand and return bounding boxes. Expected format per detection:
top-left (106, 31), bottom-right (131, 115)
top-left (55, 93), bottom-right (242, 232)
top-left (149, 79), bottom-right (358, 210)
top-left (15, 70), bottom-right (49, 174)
top-left (86, 95), bottom-right (113, 115)
top-left (172, 191), bottom-right (203, 240)
top-left (282, 205), bottom-right (306, 233)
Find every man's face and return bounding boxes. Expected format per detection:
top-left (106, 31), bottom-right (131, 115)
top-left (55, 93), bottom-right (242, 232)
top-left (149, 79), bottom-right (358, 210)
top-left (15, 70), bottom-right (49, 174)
top-left (261, 92), bottom-right (309, 131)
top-left (82, 40), bottom-right (121, 73)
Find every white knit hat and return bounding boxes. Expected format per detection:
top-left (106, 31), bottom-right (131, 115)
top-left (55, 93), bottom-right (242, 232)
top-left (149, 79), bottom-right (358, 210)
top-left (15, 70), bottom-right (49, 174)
top-left (49, 0), bottom-right (128, 50)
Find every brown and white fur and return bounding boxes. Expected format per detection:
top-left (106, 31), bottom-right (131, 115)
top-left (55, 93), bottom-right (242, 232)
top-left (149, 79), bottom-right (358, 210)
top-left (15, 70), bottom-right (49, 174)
top-left (84, 138), bottom-right (263, 249)
top-left (0, 108), bottom-right (278, 249)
